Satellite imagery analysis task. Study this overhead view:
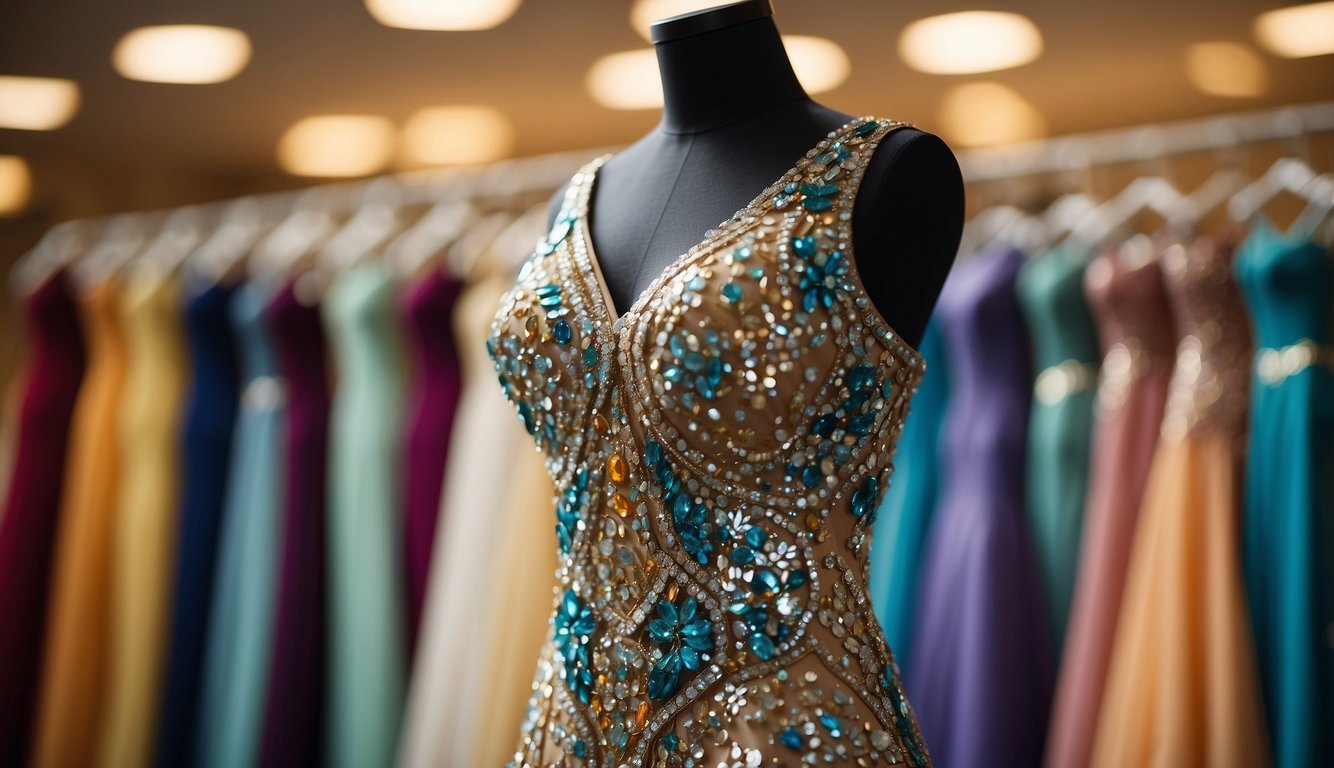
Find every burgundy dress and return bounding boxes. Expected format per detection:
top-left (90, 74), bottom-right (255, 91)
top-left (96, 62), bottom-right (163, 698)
top-left (257, 282), bottom-right (329, 768)
top-left (908, 247), bottom-right (1053, 768)
top-left (0, 271), bottom-right (86, 764)
top-left (399, 270), bottom-right (465, 651)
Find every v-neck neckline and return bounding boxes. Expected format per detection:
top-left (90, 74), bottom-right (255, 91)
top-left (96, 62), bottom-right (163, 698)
top-left (567, 116), bottom-right (924, 371)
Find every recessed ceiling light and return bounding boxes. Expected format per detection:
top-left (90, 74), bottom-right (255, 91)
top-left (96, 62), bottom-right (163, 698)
top-left (629, 0), bottom-right (733, 40)
top-left (112, 25), bottom-right (251, 84)
top-left (0, 156), bottom-right (33, 216)
top-left (0, 76), bottom-right (80, 130)
top-left (899, 11), bottom-right (1043, 75)
top-left (1254, 2), bottom-right (1334, 58)
top-left (400, 105), bottom-right (515, 166)
top-left (365, 0), bottom-right (522, 31)
top-left (1186, 42), bottom-right (1268, 98)
top-left (938, 82), bottom-right (1046, 147)
top-left (277, 115), bottom-right (396, 177)
top-left (587, 36), bottom-right (850, 110)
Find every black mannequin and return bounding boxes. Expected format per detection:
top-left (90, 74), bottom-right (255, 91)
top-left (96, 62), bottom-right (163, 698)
top-left (548, 0), bottom-right (963, 347)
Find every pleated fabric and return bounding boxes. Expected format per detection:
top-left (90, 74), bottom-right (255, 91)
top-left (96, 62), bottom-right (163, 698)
top-left (195, 280), bottom-right (284, 768)
top-left (0, 271), bottom-right (86, 764)
top-left (325, 262), bottom-right (407, 768)
top-left (29, 280), bottom-right (124, 768)
top-left (154, 282), bottom-right (240, 768)
top-left (96, 271), bottom-right (187, 768)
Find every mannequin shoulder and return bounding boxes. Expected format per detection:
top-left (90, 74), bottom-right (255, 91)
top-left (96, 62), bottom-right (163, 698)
top-left (859, 127), bottom-right (963, 206)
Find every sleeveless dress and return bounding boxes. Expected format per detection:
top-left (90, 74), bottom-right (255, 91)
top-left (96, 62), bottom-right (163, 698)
top-left (29, 280), bottom-right (123, 768)
top-left (195, 280), bottom-right (284, 768)
top-left (325, 262), bottom-right (407, 768)
top-left (1236, 218), bottom-right (1334, 768)
top-left (867, 320), bottom-right (948, 673)
top-left (98, 272), bottom-right (188, 768)
top-left (155, 281), bottom-right (240, 768)
top-left (1044, 245), bottom-right (1176, 768)
top-left (399, 270), bottom-right (465, 652)
top-left (1016, 246), bottom-right (1099, 650)
top-left (908, 247), bottom-right (1052, 768)
top-left (491, 118), bottom-right (931, 767)
top-left (1090, 235), bottom-right (1269, 768)
top-left (0, 271), bottom-right (85, 764)
top-left (257, 281), bottom-right (329, 768)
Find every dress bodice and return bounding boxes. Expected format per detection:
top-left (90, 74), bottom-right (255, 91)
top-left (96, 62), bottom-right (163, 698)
top-left (326, 263), bottom-right (401, 397)
top-left (402, 270), bottom-right (465, 385)
top-left (1017, 247), bottom-right (1100, 372)
top-left (1235, 218), bottom-right (1333, 350)
top-left (489, 118), bottom-right (929, 766)
top-left (230, 282), bottom-right (280, 387)
top-left (1083, 243), bottom-right (1178, 411)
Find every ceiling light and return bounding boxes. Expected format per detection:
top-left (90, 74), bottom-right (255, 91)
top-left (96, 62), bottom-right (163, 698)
top-left (1253, 2), bottom-right (1334, 58)
top-left (938, 82), bottom-right (1046, 148)
top-left (112, 25), bottom-right (251, 84)
top-left (0, 156), bottom-right (32, 215)
top-left (401, 105), bottom-right (515, 166)
top-left (365, 0), bottom-right (522, 31)
top-left (0, 76), bottom-right (80, 130)
top-left (587, 35), bottom-right (850, 110)
top-left (629, 0), bottom-right (732, 39)
top-left (1186, 42), bottom-right (1268, 98)
top-left (277, 115), bottom-right (396, 177)
top-left (899, 11), bottom-right (1043, 75)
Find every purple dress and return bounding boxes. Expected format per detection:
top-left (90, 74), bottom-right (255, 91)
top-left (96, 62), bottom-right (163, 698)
top-left (907, 248), bottom-right (1053, 768)
top-left (257, 282), bottom-right (329, 768)
top-left (399, 270), bottom-right (465, 653)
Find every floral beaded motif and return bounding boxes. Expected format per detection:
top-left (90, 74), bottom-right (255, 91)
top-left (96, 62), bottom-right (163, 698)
top-left (489, 118), bottom-right (930, 767)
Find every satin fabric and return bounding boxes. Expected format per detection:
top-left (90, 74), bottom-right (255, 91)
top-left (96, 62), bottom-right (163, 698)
top-left (155, 281), bottom-right (240, 768)
top-left (97, 272), bottom-right (188, 768)
top-left (908, 248), bottom-right (1053, 768)
top-left (325, 263), bottom-right (407, 768)
top-left (0, 271), bottom-right (86, 764)
top-left (1016, 247), bottom-right (1100, 649)
top-left (256, 281), bottom-right (330, 768)
top-left (29, 280), bottom-right (124, 768)
top-left (868, 320), bottom-right (948, 672)
top-left (195, 281), bottom-right (284, 768)
top-left (1236, 219), bottom-right (1334, 768)
top-left (1044, 247), bottom-right (1177, 768)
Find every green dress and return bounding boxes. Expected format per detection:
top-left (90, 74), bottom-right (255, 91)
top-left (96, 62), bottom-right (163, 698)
top-left (1016, 247), bottom-right (1099, 650)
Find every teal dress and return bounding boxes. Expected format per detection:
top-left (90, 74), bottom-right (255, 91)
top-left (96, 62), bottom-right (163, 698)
top-left (869, 320), bottom-right (948, 671)
top-left (196, 281), bottom-right (284, 768)
top-left (324, 263), bottom-right (407, 768)
top-left (1015, 247), bottom-right (1099, 650)
top-left (1236, 218), bottom-right (1334, 768)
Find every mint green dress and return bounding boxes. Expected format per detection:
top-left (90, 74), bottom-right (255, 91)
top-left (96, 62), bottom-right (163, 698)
top-left (869, 320), bottom-right (948, 671)
top-left (324, 263), bottom-right (406, 768)
top-left (1016, 247), bottom-right (1100, 650)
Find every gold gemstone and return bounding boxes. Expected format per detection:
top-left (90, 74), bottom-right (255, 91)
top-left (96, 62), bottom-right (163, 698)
top-left (612, 492), bottom-right (630, 517)
top-left (524, 315), bottom-right (538, 339)
top-left (608, 453), bottom-right (627, 483)
top-left (593, 413), bottom-right (610, 434)
top-left (805, 512), bottom-right (821, 531)
top-left (666, 582), bottom-right (679, 601)
top-left (636, 701), bottom-right (650, 728)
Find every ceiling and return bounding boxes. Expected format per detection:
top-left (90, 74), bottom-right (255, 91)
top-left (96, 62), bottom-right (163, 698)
top-left (0, 0), bottom-right (1331, 223)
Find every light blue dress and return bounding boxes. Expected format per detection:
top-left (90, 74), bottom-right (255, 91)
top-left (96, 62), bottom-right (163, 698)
top-left (1236, 218), bottom-right (1334, 768)
top-left (868, 319), bottom-right (948, 672)
top-left (324, 262), bottom-right (406, 768)
top-left (195, 281), bottom-right (284, 768)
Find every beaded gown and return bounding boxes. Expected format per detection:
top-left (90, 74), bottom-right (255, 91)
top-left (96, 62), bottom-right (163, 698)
top-left (1236, 218), bottom-right (1334, 768)
top-left (1090, 235), bottom-right (1269, 768)
top-left (490, 118), bottom-right (931, 766)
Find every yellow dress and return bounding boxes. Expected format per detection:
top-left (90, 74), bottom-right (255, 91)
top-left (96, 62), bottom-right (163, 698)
top-left (96, 271), bottom-right (188, 768)
top-left (30, 280), bottom-right (127, 768)
top-left (1091, 235), bottom-right (1269, 768)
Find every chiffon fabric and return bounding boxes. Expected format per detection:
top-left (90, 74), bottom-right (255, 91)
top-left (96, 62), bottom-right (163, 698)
top-left (97, 272), bottom-right (187, 768)
top-left (867, 320), bottom-right (948, 672)
top-left (908, 247), bottom-right (1053, 768)
top-left (0, 271), bottom-right (85, 764)
top-left (257, 281), bottom-right (329, 768)
top-left (195, 280), bottom-right (284, 768)
top-left (155, 282), bottom-right (240, 768)
top-left (1236, 218), bottom-right (1334, 768)
top-left (29, 280), bottom-right (124, 768)
top-left (400, 270), bottom-right (465, 652)
top-left (1044, 245), bottom-right (1177, 768)
top-left (325, 262), bottom-right (406, 768)
top-left (1090, 235), bottom-right (1269, 768)
top-left (1016, 247), bottom-right (1099, 649)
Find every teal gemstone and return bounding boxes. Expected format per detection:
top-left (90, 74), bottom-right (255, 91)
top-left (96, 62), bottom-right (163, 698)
top-left (662, 365), bottom-right (684, 382)
top-left (662, 733), bottom-right (679, 751)
top-left (847, 412), bottom-right (876, 435)
top-left (820, 713), bottom-right (843, 737)
top-left (784, 568), bottom-right (808, 590)
top-left (855, 120), bottom-right (879, 136)
top-left (535, 282), bottom-right (560, 297)
top-left (751, 569), bottom-right (780, 594)
top-left (733, 245), bottom-right (752, 261)
top-left (729, 546), bottom-right (755, 565)
top-left (646, 441), bottom-right (662, 467)
top-left (779, 726), bottom-right (802, 749)
top-left (683, 351), bottom-right (705, 372)
top-left (800, 183), bottom-right (839, 198)
top-left (744, 525), bottom-right (767, 548)
top-left (721, 282), bottom-right (743, 304)
top-left (812, 413), bottom-right (838, 436)
top-left (573, 739), bottom-right (587, 758)
top-left (847, 363), bottom-right (876, 392)
top-left (748, 631), bottom-right (777, 660)
top-left (801, 464), bottom-right (822, 488)
top-left (802, 194), bottom-right (834, 212)
top-left (551, 318), bottom-right (572, 344)
top-left (882, 379), bottom-right (895, 397)
top-left (791, 235), bottom-right (817, 259)
top-left (706, 356), bottom-right (723, 386)
top-left (583, 346), bottom-right (597, 367)
top-left (815, 150), bottom-right (839, 165)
